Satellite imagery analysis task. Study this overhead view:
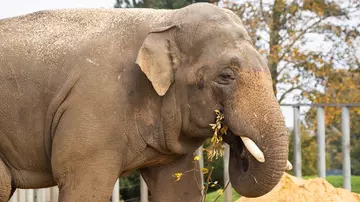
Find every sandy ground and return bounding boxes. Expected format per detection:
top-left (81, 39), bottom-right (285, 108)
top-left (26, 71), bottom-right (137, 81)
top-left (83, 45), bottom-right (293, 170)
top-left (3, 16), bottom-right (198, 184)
top-left (237, 173), bottom-right (360, 202)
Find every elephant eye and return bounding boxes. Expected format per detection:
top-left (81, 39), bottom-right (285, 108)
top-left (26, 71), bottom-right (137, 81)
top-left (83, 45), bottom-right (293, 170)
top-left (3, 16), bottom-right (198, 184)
top-left (215, 68), bottom-right (235, 85)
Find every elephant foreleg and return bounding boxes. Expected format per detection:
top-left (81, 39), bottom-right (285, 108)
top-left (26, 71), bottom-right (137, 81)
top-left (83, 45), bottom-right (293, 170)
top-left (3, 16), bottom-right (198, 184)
top-left (140, 153), bottom-right (202, 202)
top-left (0, 158), bottom-right (12, 202)
top-left (50, 107), bottom-right (125, 202)
top-left (52, 151), bottom-right (122, 202)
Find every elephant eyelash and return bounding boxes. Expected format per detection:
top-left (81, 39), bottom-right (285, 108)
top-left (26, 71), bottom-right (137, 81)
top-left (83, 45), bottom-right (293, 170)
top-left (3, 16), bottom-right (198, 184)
top-left (220, 73), bottom-right (235, 80)
top-left (215, 68), bottom-right (235, 85)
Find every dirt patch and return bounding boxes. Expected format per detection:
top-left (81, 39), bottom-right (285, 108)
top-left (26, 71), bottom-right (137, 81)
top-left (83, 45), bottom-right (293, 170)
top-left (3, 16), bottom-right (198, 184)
top-left (237, 173), bottom-right (360, 202)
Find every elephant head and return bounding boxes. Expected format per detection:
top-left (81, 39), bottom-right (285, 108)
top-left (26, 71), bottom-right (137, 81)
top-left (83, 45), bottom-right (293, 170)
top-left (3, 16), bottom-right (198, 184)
top-left (136, 3), bottom-right (289, 197)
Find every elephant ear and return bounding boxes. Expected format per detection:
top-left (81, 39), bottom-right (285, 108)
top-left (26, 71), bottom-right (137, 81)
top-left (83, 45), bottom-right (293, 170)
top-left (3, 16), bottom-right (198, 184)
top-left (135, 25), bottom-right (180, 96)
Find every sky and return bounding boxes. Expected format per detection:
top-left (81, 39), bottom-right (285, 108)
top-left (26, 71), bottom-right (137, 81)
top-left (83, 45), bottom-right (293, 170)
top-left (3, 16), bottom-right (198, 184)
top-left (0, 0), bottom-right (115, 19)
top-left (0, 0), bottom-right (296, 127)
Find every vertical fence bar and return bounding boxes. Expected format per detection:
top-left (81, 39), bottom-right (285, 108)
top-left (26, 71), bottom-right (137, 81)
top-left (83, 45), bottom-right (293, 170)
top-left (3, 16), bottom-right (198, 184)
top-left (224, 143), bottom-right (232, 202)
top-left (196, 145), bottom-right (204, 171)
top-left (293, 106), bottom-right (302, 178)
top-left (45, 188), bottom-right (51, 202)
top-left (26, 189), bottom-right (34, 202)
top-left (342, 107), bottom-right (351, 191)
top-left (36, 189), bottom-right (46, 202)
top-left (195, 146), bottom-right (204, 185)
top-left (140, 175), bottom-right (148, 202)
top-left (50, 186), bottom-right (59, 202)
top-left (34, 189), bottom-right (38, 202)
top-left (18, 189), bottom-right (26, 202)
top-left (195, 146), bottom-right (205, 196)
top-left (317, 107), bottom-right (326, 178)
top-left (112, 179), bottom-right (120, 202)
top-left (8, 190), bottom-right (18, 202)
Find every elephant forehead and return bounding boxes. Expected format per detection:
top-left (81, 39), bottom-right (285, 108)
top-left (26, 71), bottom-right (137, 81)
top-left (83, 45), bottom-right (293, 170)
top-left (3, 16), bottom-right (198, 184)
top-left (176, 4), bottom-right (251, 44)
top-left (235, 43), bottom-right (269, 73)
top-left (193, 17), bottom-right (251, 42)
top-left (197, 36), bottom-right (269, 74)
top-left (183, 24), bottom-right (252, 63)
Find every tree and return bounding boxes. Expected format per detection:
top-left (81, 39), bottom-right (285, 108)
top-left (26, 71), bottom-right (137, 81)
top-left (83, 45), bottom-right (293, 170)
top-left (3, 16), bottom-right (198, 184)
top-left (305, 69), bottom-right (360, 174)
top-left (119, 171), bottom-right (141, 200)
top-left (223, 1), bottom-right (360, 175)
top-left (115, 0), bottom-right (360, 102)
top-left (287, 125), bottom-right (330, 176)
top-left (223, 0), bottom-right (360, 103)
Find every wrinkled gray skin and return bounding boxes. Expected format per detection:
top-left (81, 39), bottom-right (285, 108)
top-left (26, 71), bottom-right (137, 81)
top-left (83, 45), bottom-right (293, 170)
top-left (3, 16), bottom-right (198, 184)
top-left (0, 3), bottom-right (289, 202)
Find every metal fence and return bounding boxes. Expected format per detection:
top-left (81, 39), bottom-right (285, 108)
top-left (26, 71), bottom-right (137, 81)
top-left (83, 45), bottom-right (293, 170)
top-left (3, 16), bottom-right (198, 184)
top-left (8, 103), bottom-right (360, 202)
top-left (283, 103), bottom-right (360, 191)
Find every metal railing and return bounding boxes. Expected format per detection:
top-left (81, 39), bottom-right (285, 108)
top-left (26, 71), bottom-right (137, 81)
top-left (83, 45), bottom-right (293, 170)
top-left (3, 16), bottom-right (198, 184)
top-left (287, 103), bottom-right (360, 191)
top-left (8, 103), bottom-right (360, 202)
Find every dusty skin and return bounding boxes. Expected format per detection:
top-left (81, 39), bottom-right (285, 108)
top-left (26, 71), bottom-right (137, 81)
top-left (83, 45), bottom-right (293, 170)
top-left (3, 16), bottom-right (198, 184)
top-left (0, 3), bottom-right (289, 202)
top-left (238, 173), bottom-right (360, 202)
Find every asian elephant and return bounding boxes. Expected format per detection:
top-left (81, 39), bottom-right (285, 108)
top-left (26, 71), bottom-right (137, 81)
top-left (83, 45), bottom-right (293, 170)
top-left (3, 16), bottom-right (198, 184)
top-left (0, 3), bottom-right (290, 202)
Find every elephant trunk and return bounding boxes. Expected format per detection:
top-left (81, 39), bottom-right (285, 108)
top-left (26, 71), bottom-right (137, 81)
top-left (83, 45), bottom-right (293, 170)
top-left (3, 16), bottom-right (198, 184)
top-left (223, 96), bottom-right (289, 197)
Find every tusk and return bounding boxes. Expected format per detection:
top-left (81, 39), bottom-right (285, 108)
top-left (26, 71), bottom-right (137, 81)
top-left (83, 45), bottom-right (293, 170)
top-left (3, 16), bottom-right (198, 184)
top-left (286, 160), bottom-right (293, 170)
top-left (240, 136), bottom-right (265, 163)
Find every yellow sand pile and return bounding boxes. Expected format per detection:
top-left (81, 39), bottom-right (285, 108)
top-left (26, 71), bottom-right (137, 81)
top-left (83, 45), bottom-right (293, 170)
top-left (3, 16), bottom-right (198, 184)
top-left (237, 173), bottom-right (360, 202)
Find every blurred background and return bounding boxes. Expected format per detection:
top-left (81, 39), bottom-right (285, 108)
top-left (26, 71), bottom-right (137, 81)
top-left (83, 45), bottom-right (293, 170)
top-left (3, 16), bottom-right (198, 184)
top-left (1, 0), bottom-right (359, 201)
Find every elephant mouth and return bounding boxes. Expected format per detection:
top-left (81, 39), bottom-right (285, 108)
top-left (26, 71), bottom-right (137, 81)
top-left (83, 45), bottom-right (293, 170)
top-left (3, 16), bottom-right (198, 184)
top-left (223, 130), bottom-right (265, 163)
top-left (223, 130), bottom-right (292, 173)
top-left (223, 132), bottom-right (251, 172)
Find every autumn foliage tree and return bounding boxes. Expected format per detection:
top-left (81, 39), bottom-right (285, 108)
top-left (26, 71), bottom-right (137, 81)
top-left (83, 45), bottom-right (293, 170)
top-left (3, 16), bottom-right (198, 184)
top-left (305, 69), bottom-right (360, 174)
top-left (287, 124), bottom-right (333, 176)
top-left (115, 0), bottom-right (360, 103)
top-left (222, 0), bottom-right (360, 103)
top-left (222, 0), bottom-right (359, 176)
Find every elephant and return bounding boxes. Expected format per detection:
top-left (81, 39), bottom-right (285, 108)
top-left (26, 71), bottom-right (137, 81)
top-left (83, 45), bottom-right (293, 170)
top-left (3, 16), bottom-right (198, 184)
top-left (0, 3), bottom-right (290, 202)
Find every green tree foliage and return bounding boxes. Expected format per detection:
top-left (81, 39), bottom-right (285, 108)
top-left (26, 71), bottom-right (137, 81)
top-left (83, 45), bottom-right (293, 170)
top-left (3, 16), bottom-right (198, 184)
top-left (351, 132), bottom-right (360, 175)
top-left (288, 125), bottom-right (319, 176)
top-left (119, 171), bottom-right (141, 200)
